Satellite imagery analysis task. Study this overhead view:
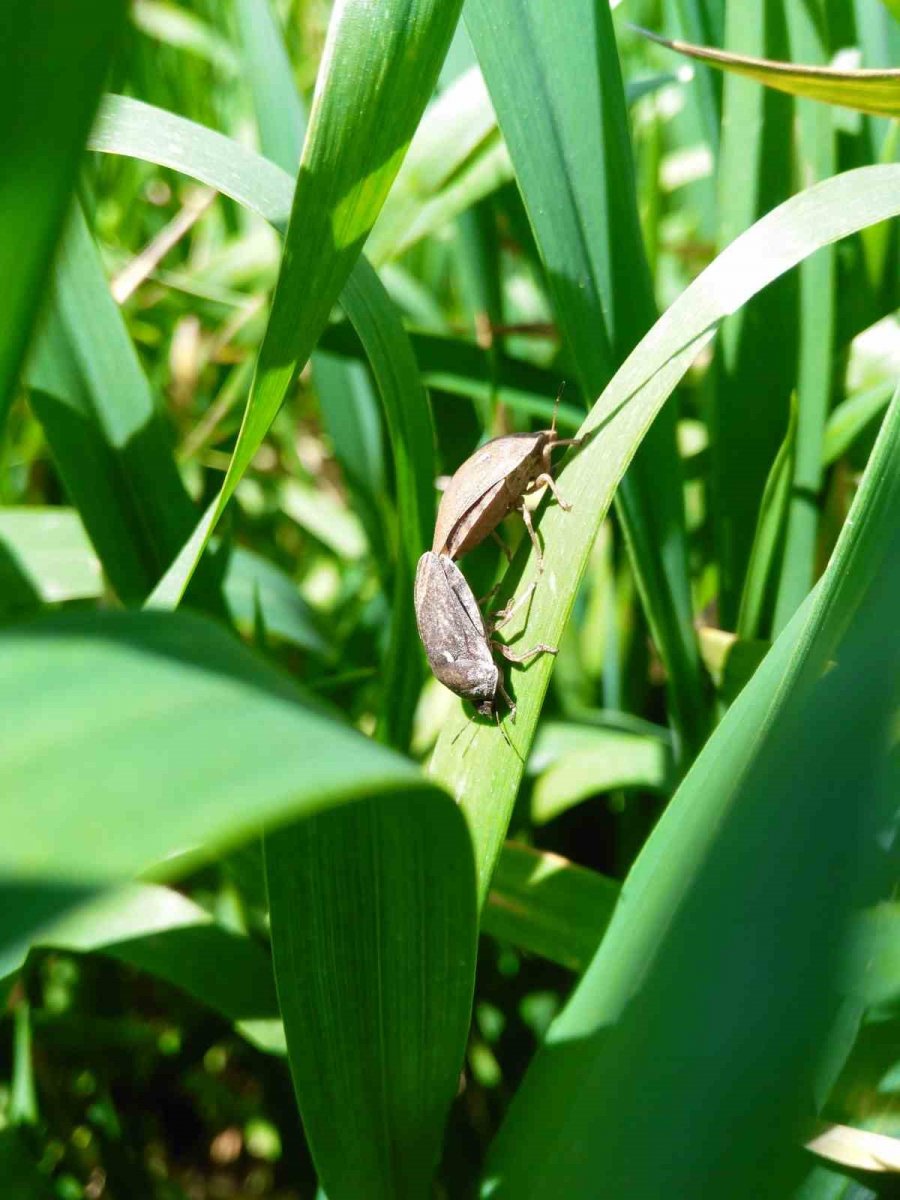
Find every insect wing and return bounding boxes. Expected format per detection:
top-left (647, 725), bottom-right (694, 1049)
top-left (432, 433), bottom-right (542, 554)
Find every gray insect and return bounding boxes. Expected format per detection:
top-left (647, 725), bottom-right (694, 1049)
top-left (432, 391), bottom-right (581, 569)
top-left (414, 551), bottom-right (556, 719)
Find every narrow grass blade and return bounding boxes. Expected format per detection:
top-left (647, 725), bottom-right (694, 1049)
top-left (0, 0), bottom-right (126, 418)
top-left (266, 796), bottom-right (476, 1199)
top-left (149, 0), bottom-right (464, 608)
top-left (26, 205), bottom-right (224, 613)
top-left (633, 25), bottom-right (900, 116)
top-left (822, 379), bottom-right (896, 465)
top-left (466, 0), bottom-right (706, 758)
top-left (87, 99), bottom-right (436, 722)
top-left (482, 844), bottom-right (619, 974)
top-left (87, 96), bottom-right (560, 425)
top-left (484, 387), bottom-right (900, 1196)
top-left (340, 261), bottom-right (435, 749)
top-left (233, 0), bottom-right (305, 170)
top-left (737, 392), bottom-right (798, 640)
top-left (772, 6), bottom-right (837, 633)
top-left (428, 165), bottom-right (900, 903)
top-left (670, 0), bottom-right (723, 152)
top-left (712, 1), bottom-right (796, 627)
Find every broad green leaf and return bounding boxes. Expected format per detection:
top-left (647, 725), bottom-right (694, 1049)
top-left (0, 1130), bottom-right (50, 1199)
top-left (428, 165), bottom-right (900, 903)
top-left (26, 204), bottom-right (224, 614)
top-left (529, 721), bottom-right (674, 825)
top-left (267, 796), bottom-right (476, 1200)
top-left (483, 387), bottom-right (900, 1197)
top-left (711, 1), bottom-right (797, 628)
top-left (634, 25), bottom-right (900, 117)
top-left (737, 392), bottom-right (798, 640)
top-left (466, 0), bottom-right (706, 759)
top-left (0, 609), bottom-right (456, 946)
top-left (0, 609), bottom-right (477, 1196)
top-left (482, 844), bottom-right (619, 973)
top-left (0, 0), bottom-right (126, 420)
top-left (822, 379), bottom-right (895, 466)
top-left (147, 0), bottom-right (465, 609)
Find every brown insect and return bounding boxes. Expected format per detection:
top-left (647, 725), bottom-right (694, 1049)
top-left (414, 551), bottom-right (556, 719)
top-left (432, 390), bottom-right (581, 569)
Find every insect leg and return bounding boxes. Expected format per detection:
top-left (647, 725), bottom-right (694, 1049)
top-left (517, 501), bottom-right (544, 570)
top-left (490, 528), bottom-right (514, 563)
top-left (489, 579), bottom-right (538, 631)
top-left (529, 471), bottom-right (572, 512)
top-left (491, 639), bottom-right (558, 664)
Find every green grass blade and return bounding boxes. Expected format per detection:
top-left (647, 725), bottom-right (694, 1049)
top-left (428, 165), bottom-right (900, 903)
top-left (736, 392), bottom-right (798, 640)
top-left (232, 0), bottom-right (392, 603)
top-left (465, 0), bottom-right (706, 758)
top-left (266, 796), bottom-right (476, 1199)
top-left (482, 844), bottom-right (619, 974)
top-left (88, 99), bottom-right (435, 727)
top-left (670, 0), bottom-right (723, 152)
top-left (233, 0), bottom-right (306, 170)
top-left (634, 25), bottom-right (900, 117)
top-left (483, 385), bottom-right (900, 1197)
top-left (0, 0), bottom-right (126, 419)
top-left (712, 1), bottom-right (796, 628)
top-left (26, 204), bottom-right (224, 613)
top-left (822, 379), bottom-right (896, 466)
top-left (340, 261), bottom-right (435, 749)
top-left (147, 0), bottom-right (464, 609)
top-left (772, 6), bottom-right (837, 633)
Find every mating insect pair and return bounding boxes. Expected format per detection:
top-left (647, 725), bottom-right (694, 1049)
top-left (415, 397), bottom-right (581, 720)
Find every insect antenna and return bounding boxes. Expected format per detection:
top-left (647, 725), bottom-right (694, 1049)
top-left (551, 380), bottom-right (567, 436)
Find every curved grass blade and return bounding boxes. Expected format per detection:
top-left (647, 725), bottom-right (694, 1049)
top-left (822, 379), bottom-right (895, 466)
top-left (737, 392), bottom-right (798, 640)
top-left (147, 0), bottom-right (464, 609)
top-left (0, 0), bottom-right (126, 420)
top-left (88, 98), bottom-right (436, 738)
top-left (428, 165), bottom-right (900, 903)
top-left (483, 388), bottom-right (900, 1197)
top-left (465, 0), bottom-right (706, 758)
top-left (632, 24), bottom-right (900, 117)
